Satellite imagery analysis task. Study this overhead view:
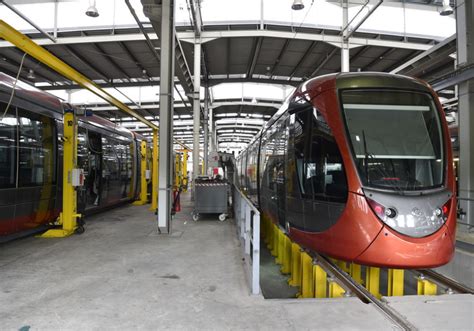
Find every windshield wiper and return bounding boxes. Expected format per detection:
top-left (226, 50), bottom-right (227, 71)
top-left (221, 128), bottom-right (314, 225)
top-left (362, 130), bottom-right (370, 185)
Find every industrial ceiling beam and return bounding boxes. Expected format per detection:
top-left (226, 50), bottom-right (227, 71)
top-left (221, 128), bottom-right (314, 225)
top-left (119, 41), bottom-right (152, 81)
top-left (361, 47), bottom-right (396, 71)
top-left (38, 76), bottom-right (298, 90)
top-left (246, 37), bottom-right (263, 78)
top-left (390, 34), bottom-right (456, 74)
top-left (310, 47), bottom-right (338, 77)
top-left (91, 43), bottom-right (132, 81)
top-left (0, 0), bottom-right (55, 42)
top-left (289, 41), bottom-right (318, 79)
top-left (269, 39), bottom-right (290, 77)
top-left (0, 51), bottom-right (56, 84)
top-left (0, 30), bottom-right (434, 52)
top-left (63, 44), bottom-right (110, 81)
top-left (0, 20), bottom-right (158, 130)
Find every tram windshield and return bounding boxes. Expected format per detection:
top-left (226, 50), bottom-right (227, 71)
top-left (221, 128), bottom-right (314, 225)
top-left (341, 89), bottom-right (444, 191)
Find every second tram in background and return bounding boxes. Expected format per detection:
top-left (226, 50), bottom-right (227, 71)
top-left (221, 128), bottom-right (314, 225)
top-left (0, 72), bottom-right (150, 242)
top-left (236, 72), bottom-right (456, 269)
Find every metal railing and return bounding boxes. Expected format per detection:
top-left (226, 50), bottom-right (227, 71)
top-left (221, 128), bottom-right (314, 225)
top-left (233, 185), bottom-right (260, 295)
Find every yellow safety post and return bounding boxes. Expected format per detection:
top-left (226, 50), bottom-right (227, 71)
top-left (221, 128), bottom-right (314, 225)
top-left (150, 129), bottom-right (158, 212)
top-left (328, 278), bottom-right (345, 298)
top-left (174, 153), bottom-right (181, 189)
top-left (41, 111), bottom-right (81, 237)
top-left (298, 252), bottom-right (314, 298)
top-left (365, 267), bottom-right (381, 299)
top-left (280, 234), bottom-right (292, 274)
top-left (133, 140), bottom-right (148, 206)
top-left (417, 276), bottom-right (437, 295)
top-left (288, 244), bottom-right (302, 287)
top-left (276, 230), bottom-right (285, 265)
top-left (336, 260), bottom-right (349, 273)
top-left (388, 269), bottom-right (405, 296)
top-left (271, 224), bottom-right (279, 257)
top-left (314, 264), bottom-right (327, 298)
top-left (350, 263), bottom-right (363, 285)
top-left (182, 150), bottom-right (188, 192)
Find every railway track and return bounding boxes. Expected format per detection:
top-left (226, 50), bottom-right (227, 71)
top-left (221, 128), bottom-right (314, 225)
top-left (308, 253), bottom-right (473, 330)
top-left (412, 269), bottom-right (474, 295)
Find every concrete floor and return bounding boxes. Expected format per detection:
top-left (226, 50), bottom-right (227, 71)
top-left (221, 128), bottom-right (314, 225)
top-left (0, 193), bottom-right (472, 330)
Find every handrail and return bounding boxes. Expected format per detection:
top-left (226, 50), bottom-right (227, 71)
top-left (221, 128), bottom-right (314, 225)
top-left (233, 185), bottom-right (261, 295)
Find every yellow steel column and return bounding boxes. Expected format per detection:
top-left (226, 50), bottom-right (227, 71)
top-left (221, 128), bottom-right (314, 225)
top-left (41, 111), bottom-right (80, 237)
top-left (336, 260), bottom-right (349, 273)
top-left (182, 150), bottom-right (188, 192)
top-left (388, 269), bottom-right (405, 296)
top-left (276, 230), bottom-right (285, 265)
top-left (417, 275), bottom-right (437, 295)
top-left (133, 140), bottom-right (148, 206)
top-left (298, 252), bottom-right (314, 298)
top-left (150, 129), bottom-right (158, 212)
top-left (280, 234), bottom-right (292, 274)
top-left (350, 263), bottom-right (363, 285)
top-left (314, 264), bottom-right (327, 298)
top-left (365, 267), bottom-right (381, 299)
top-left (175, 153), bottom-right (181, 189)
top-left (288, 244), bottom-right (302, 287)
top-left (328, 278), bottom-right (345, 298)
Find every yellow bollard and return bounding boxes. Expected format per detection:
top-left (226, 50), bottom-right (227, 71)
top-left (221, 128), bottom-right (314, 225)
top-left (288, 244), bottom-right (302, 287)
top-left (336, 260), bottom-right (349, 273)
top-left (280, 234), bottom-right (292, 274)
top-left (328, 278), bottom-right (345, 298)
top-left (388, 269), bottom-right (405, 296)
top-left (314, 264), bottom-right (327, 298)
top-left (298, 252), bottom-right (314, 298)
top-left (276, 230), bottom-right (285, 265)
top-left (365, 267), bottom-right (381, 299)
top-left (417, 276), bottom-right (437, 295)
top-left (350, 263), bottom-right (363, 285)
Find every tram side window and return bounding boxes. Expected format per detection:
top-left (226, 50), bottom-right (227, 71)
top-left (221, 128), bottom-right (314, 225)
top-left (292, 109), bottom-right (311, 198)
top-left (0, 106), bottom-right (16, 188)
top-left (102, 137), bottom-right (120, 182)
top-left (305, 109), bottom-right (348, 202)
top-left (18, 109), bottom-right (55, 187)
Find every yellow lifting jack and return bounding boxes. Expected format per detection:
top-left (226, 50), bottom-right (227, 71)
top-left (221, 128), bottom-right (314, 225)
top-left (41, 111), bottom-right (83, 237)
top-left (133, 140), bottom-right (149, 206)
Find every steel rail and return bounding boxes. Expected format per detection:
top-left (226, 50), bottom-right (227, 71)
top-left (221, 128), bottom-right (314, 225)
top-left (310, 253), bottom-right (416, 331)
top-left (415, 269), bottom-right (474, 294)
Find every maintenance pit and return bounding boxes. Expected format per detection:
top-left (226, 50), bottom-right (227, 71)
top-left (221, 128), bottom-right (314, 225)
top-left (1, 193), bottom-right (472, 330)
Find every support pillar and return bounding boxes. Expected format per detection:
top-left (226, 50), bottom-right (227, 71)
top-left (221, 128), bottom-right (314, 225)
top-left (193, 41), bottom-right (202, 187)
top-left (157, 0), bottom-right (175, 233)
top-left (341, 0), bottom-right (350, 72)
top-left (150, 129), bottom-right (158, 212)
top-left (457, 0), bottom-right (474, 228)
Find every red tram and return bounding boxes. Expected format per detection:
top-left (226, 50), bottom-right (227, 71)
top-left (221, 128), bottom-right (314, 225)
top-left (0, 72), bottom-right (147, 241)
top-left (236, 73), bottom-right (456, 268)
